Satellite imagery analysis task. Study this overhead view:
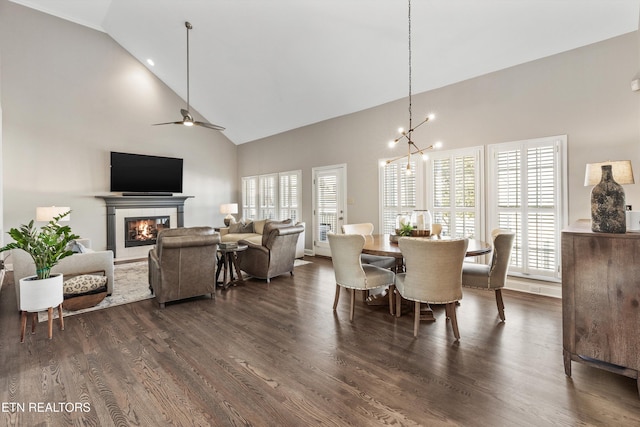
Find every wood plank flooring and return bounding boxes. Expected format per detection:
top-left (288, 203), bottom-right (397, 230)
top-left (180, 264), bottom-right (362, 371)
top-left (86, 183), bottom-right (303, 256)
top-left (1, 257), bottom-right (639, 426)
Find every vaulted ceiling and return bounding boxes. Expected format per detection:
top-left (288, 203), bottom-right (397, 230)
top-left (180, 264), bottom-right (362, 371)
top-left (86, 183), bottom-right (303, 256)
top-left (10, 0), bottom-right (640, 144)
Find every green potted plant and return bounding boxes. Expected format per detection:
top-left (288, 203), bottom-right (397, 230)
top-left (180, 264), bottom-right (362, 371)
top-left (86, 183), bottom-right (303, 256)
top-left (1, 210), bottom-right (79, 341)
top-left (0, 210), bottom-right (79, 279)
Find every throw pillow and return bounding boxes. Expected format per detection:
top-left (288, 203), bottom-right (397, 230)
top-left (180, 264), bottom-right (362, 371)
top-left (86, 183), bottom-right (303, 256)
top-left (66, 240), bottom-right (88, 254)
top-left (253, 219), bottom-right (267, 234)
top-left (229, 219), bottom-right (254, 234)
top-left (63, 274), bottom-right (108, 296)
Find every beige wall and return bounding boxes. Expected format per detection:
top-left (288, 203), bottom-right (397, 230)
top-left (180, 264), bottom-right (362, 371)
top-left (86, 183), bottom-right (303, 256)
top-left (0, 1), bottom-right (238, 250)
top-left (239, 31), bottom-right (640, 249)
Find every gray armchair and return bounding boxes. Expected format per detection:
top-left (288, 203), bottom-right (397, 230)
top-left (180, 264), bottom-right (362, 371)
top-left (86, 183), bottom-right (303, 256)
top-left (148, 227), bottom-right (220, 308)
top-left (238, 222), bottom-right (304, 283)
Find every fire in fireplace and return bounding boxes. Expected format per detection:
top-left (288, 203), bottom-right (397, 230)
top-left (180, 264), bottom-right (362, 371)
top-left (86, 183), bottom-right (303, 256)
top-left (124, 216), bottom-right (170, 247)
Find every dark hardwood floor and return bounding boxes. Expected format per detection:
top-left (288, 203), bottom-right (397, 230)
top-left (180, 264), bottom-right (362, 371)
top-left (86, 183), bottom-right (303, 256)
top-left (1, 257), bottom-right (639, 426)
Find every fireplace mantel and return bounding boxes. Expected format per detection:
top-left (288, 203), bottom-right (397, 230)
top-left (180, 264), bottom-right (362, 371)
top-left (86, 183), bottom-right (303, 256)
top-left (96, 195), bottom-right (193, 258)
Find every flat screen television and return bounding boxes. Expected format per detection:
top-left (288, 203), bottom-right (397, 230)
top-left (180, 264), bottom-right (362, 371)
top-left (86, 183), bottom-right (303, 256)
top-left (110, 151), bottom-right (183, 194)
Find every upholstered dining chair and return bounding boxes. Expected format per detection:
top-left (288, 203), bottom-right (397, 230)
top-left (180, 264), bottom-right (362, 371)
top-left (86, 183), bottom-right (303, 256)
top-left (341, 223), bottom-right (396, 270)
top-left (328, 233), bottom-right (396, 320)
top-left (462, 229), bottom-right (515, 321)
top-left (395, 237), bottom-right (468, 339)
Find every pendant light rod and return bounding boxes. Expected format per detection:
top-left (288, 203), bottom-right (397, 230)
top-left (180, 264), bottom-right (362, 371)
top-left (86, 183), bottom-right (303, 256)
top-left (185, 21), bottom-right (192, 113)
top-left (385, 0), bottom-right (441, 171)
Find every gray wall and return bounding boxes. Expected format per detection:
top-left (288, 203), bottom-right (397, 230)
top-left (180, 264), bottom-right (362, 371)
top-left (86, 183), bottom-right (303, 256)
top-left (239, 31), bottom-right (640, 249)
top-left (0, 1), bottom-right (238, 251)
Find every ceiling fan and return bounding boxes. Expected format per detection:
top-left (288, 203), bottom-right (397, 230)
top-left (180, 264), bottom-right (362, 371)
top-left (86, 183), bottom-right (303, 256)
top-left (153, 21), bottom-right (225, 131)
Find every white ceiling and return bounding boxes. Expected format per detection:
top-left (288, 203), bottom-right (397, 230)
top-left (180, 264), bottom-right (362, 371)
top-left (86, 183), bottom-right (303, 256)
top-left (10, 0), bottom-right (640, 144)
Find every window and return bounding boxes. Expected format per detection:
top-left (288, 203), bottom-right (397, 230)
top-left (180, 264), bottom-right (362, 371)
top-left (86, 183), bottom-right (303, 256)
top-left (279, 171), bottom-right (300, 222)
top-left (379, 159), bottom-right (421, 234)
top-left (259, 174), bottom-right (278, 220)
top-left (488, 136), bottom-right (567, 281)
top-left (242, 170), bottom-right (301, 221)
top-left (427, 147), bottom-right (483, 238)
top-left (241, 176), bottom-right (258, 220)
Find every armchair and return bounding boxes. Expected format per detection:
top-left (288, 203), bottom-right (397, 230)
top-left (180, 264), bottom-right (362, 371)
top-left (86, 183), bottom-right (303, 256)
top-left (396, 237), bottom-right (468, 339)
top-left (148, 227), bottom-right (220, 308)
top-left (462, 229), bottom-right (515, 321)
top-left (238, 222), bottom-right (304, 283)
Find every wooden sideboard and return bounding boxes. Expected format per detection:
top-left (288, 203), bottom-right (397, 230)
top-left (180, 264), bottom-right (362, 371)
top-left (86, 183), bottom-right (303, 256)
top-left (562, 220), bottom-right (640, 395)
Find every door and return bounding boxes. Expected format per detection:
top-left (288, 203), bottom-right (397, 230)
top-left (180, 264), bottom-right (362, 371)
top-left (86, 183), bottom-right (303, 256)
top-left (313, 165), bottom-right (346, 256)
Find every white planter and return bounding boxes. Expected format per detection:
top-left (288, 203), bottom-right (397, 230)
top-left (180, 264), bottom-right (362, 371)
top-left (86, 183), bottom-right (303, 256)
top-left (19, 274), bottom-right (64, 312)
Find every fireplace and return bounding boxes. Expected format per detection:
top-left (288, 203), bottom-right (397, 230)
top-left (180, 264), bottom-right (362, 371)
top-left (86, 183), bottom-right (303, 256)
top-left (124, 216), bottom-right (170, 247)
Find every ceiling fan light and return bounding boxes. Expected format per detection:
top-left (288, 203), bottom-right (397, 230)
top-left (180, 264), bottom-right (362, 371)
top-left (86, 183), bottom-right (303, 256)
top-left (183, 120), bottom-right (194, 127)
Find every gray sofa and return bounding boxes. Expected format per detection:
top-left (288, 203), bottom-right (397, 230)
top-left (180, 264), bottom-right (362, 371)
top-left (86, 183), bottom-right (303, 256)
top-left (219, 219), bottom-right (305, 258)
top-left (11, 238), bottom-right (115, 309)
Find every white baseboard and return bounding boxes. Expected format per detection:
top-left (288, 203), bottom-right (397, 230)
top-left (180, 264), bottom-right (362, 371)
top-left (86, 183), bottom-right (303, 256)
top-left (505, 277), bottom-right (562, 299)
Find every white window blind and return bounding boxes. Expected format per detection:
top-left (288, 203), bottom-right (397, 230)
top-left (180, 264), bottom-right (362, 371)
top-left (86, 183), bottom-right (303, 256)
top-left (241, 176), bottom-right (258, 220)
top-left (317, 173), bottom-right (338, 240)
top-left (428, 147), bottom-right (483, 239)
top-left (241, 170), bottom-right (302, 222)
top-left (488, 136), bottom-right (566, 281)
top-left (259, 174), bottom-right (278, 220)
top-left (379, 160), bottom-right (419, 234)
top-left (279, 170), bottom-right (302, 222)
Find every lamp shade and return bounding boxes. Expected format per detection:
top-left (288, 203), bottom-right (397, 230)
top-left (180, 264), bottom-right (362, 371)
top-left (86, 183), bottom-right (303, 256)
top-left (219, 203), bottom-right (238, 215)
top-left (584, 161), bottom-right (635, 186)
top-left (36, 206), bottom-right (70, 222)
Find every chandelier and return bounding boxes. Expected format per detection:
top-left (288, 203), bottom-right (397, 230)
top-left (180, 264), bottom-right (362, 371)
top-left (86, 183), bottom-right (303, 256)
top-left (385, 0), bottom-right (441, 174)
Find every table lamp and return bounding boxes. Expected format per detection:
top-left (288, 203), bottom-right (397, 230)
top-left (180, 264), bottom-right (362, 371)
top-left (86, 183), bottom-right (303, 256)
top-left (36, 206), bottom-right (71, 223)
top-left (584, 160), bottom-right (634, 233)
top-left (220, 203), bottom-right (238, 226)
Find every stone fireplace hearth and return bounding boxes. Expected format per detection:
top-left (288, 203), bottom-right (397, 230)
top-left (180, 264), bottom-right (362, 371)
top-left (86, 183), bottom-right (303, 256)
top-left (96, 195), bottom-right (192, 260)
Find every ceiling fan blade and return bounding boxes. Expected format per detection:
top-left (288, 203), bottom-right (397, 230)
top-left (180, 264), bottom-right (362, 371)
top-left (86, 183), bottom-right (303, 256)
top-left (152, 121), bottom-right (184, 126)
top-left (194, 121), bottom-right (225, 131)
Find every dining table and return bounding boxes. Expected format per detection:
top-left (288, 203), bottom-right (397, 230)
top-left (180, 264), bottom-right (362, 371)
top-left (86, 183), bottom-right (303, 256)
top-left (362, 234), bottom-right (492, 269)
top-left (361, 234), bottom-right (492, 318)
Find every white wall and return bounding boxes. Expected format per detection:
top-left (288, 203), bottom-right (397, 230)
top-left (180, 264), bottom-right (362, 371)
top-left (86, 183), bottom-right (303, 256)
top-left (239, 31), bottom-right (640, 249)
top-left (0, 1), bottom-right (238, 251)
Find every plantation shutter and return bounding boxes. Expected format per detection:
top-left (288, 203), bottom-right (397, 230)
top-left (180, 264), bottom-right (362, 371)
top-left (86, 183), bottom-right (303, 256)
top-left (259, 174), bottom-right (278, 220)
top-left (317, 172), bottom-right (338, 241)
top-left (380, 160), bottom-right (418, 234)
top-left (429, 148), bottom-right (482, 238)
top-left (489, 136), bottom-right (566, 280)
top-left (241, 176), bottom-right (258, 220)
top-left (279, 170), bottom-right (301, 222)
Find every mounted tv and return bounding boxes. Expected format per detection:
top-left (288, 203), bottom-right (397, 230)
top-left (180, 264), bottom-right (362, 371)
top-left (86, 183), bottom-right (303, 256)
top-left (110, 151), bottom-right (183, 195)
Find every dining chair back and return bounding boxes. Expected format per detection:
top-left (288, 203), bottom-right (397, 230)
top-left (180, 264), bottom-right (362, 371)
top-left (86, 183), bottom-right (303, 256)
top-left (462, 229), bottom-right (515, 321)
top-left (341, 222), bottom-right (396, 270)
top-left (328, 233), bottom-right (396, 320)
top-left (396, 237), bottom-right (468, 338)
